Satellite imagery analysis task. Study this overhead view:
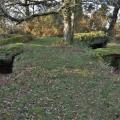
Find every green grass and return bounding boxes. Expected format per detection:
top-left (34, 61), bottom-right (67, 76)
top-left (0, 36), bottom-right (120, 120)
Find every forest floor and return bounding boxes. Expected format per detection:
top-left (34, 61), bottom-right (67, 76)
top-left (0, 36), bottom-right (120, 120)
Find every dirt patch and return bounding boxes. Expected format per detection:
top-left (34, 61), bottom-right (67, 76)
top-left (71, 48), bottom-right (85, 53)
top-left (0, 74), bottom-right (10, 86)
top-left (59, 46), bottom-right (85, 53)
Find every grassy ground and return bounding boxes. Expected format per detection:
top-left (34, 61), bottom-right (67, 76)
top-left (0, 36), bottom-right (120, 120)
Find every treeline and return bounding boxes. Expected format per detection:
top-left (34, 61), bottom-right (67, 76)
top-left (0, 0), bottom-right (120, 43)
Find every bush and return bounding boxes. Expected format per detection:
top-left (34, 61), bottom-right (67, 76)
top-left (0, 34), bottom-right (33, 45)
top-left (75, 31), bottom-right (108, 44)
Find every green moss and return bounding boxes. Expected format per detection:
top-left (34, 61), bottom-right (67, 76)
top-left (95, 47), bottom-right (120, 58)
top-left (0, 34), bottom-right (33, 45)
top-left (0, 43), bottom-right (24, 58)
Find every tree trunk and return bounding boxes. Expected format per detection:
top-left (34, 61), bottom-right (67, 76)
top-left (71, 10), bottom-right (75, 43)
top-left (63, 0), bottom-right (77, 44)
top-left (63, 0), bottom-right (82, 44)
top-left (74, 0), bottom-right (82, 32)
top-left (107, 7), bottom-right (119, 36)
top-left (25, 0), bottom-right (30, 16)
top-left (63, 8), bottom-right (74, 44)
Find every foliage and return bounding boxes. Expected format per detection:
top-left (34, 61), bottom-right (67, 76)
top-left (75, 31), bottom-right (108, 43)
top-left (89, 11), bottom-right (108, 31)
top-left (78, 16), bottom-right (90, 32)
top-left (20, 15), bottom-right (63, 36)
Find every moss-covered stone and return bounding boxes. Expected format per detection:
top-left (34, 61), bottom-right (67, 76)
top-left (0, 43), bottom-right (24, 59)
top-left (0, 43), bottom-right (24, 74)
top-left (95, 47), bottom-right (120, 58)
top-left (94, 46), bottom-right (120, 72)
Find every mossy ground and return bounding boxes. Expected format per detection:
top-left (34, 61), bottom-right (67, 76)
top-left (0, 36), bottom-right (120, 120)
top-left (0, 34), bottom-right (33, 45)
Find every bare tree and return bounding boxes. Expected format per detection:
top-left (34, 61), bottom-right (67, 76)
top-left (0, 0), bottom-right (83, 43)
top-left (0, 0), bottom-right (62, 23)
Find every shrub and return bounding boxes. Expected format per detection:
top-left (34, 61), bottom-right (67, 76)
top-left (75, 31), bottom-right (109, 44)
